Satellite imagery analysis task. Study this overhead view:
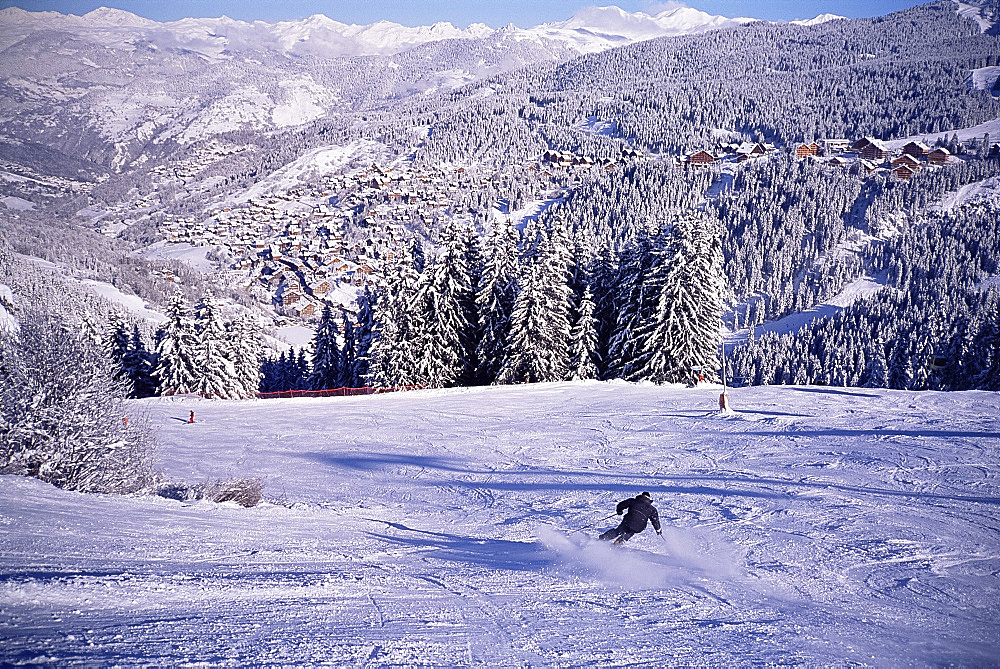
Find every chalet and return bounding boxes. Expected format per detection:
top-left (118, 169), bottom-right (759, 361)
top-left (902, 141), bottom-right (931, 158)
top-left (795, 143), bottom-right (819, 158)
top-left (859, 159), bottom-right (879, 175)
top-left (827, 156), bottom-right (849, 168)
top-left (687, 150), bottom-right (716, 166)
top-left (852, 136), bottom-right (876, 152)
top-left (927, 147), bottom-right (951, 165)
top-left (298, 302), bottom-right (318, 319)
top-left (860, 139), bottom-right (889, 161)
top-left (736, 142), bottom-right (767, 158)
top-left (892, 154), bottom-right (921, 170)
top-left (893, 164), bottom-right (916, 181)
top-left (821, 138), bottom-right (850, 154)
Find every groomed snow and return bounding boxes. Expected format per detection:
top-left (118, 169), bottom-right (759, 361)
top-left (2, 382), bottom-right (998, 665)
top-left (883, 116), bottom-right (1000, 150)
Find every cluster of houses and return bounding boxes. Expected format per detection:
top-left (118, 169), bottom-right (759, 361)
top-left (679, 135), bottom-right (960, 181)
top-left (541, 146), bottom-right (644, 170)
top-left (834, 137), bottom-right (953, 180)
top-left (156, 158), bottom-right (567, 320)
top-left (161, 183), bottom-right (403, 318)
top-left (150, 142), bottom-right (248, 182)
top-left (681, 141), bottom-right (778, 166)
top-left (153, 142), bottom-right (633, 321)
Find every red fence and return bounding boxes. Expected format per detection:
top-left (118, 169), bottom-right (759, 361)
top-left (257, 384), bottom-right (425, 399)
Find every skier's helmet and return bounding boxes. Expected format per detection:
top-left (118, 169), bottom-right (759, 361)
top-left (641, 491), bottom-right (652, 500)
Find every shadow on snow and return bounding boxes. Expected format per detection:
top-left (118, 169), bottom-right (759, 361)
top-left (294, 452), bottom-right (1000, 506)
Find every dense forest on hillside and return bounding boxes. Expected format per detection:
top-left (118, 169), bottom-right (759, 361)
top-left (2, 1), bottom-right (999, 400)
top-left (414, 2), bottom-right (999, 164)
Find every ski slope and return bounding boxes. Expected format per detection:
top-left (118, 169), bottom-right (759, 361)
top-left (1, 382), bottom-right (998, 665)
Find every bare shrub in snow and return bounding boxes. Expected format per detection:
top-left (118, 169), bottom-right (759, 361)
top-left (205, 477), bottom-right (264, 507)
top-left (153, 477), bottom-right (264, 507)
top-left (0, 308), bottom-right (156, 494)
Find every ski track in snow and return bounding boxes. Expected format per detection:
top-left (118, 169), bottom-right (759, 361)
top-left (1, 383), bottom-right (998, 665)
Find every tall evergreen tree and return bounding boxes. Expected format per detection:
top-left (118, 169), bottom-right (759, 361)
top-left (417, 221), bottom-right (476, 388)
top-left (353, 288), bottom-right (376, 387)
top-left (368, 243), bottom-right (424, 388)
top-left (476, 218), bottom-right (520, 384)
top-left (569, 285), bottom-right (600, 380)
top-left (632, 216), bottom-right (725, 384)
top-left (309, 304), bottom-right (343, 390)
top-left (340, 307), bottom-right (358, 388)
top-left (123, 323), bottom-right (156, 398)
top-left (229, 315), bottom-right (263, 398)
top-left (154, 293), bottom-right (199, 396)
top-left (194, 294), bottom-right (236, 399)
top-left (498, 220), bottom-right (574, 384)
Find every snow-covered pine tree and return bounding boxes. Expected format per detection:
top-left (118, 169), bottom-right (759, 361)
top-left (154, 293), bottom-right (199, 396)
top-left (569, 284), bottom-right (600, 380)
top-left (416, 220), bottom-right (476, 388)
top-left (229, 315), bottom-right (263, 398)
top-left (632, 215), bottom-right (725, 385)
top-left (295, 348), bottom-right (311, 389)
top-left (606, 233), bottom-right (656, 380)
top-left (368, 244), bottom-right (423, 388)
top-left (123, 323), bottom-right (156, 398)
top-left (309, 304), bottom-right (343, 391)
top-left (353, 288), bottom-right (375, 388)
top-left (104, 313), bottom-right (132, 390)
top-left (476, 218), bottom-right (520, 384)
top-left (498, 220), bottom-right (574, 384)
top-left (194, 294), bottom-right (236, 399)
top-left (340, 307), bottom-right (358, 389)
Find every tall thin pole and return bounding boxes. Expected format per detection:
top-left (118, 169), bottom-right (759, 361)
top-left (720, 340), bottom-right (728, 394)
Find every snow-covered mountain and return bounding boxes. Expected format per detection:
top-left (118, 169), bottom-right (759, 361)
top-left (0, 3), bottom-right (755, 171)
top-left (790, 13), bottom-right (846, 26)
top-left (0, 3), bottom-right (746, 60)
top-left (515, 4), bottom-right (751, 54)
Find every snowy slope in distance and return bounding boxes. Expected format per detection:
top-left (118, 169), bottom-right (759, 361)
top-left (1, 382), bottom-right (997, 665)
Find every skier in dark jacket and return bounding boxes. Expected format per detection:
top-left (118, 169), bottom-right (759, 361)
top-left (599, 491), bottom-right (661, 544)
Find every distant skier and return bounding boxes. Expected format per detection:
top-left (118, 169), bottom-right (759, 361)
top-left (598, 491), bottom-right (661, 545)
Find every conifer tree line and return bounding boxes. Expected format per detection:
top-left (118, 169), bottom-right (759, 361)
top-left (362, 213), bottom-right (726, 389)
top-left (149, 293), bottom-right (264, 399)
top-left (732, 200), bottom-right (1000, 390)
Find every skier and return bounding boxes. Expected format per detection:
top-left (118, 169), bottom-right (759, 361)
top-left (598, 491), bottom-right (661, 545)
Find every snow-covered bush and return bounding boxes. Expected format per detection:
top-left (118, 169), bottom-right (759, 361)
top-left (0, 307), bottom-right (157, 494)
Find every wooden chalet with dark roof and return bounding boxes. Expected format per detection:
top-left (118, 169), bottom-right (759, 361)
top-left (902, 141), bottom-right (931, 158)
top-left (687, 150), bottom-right (716, 166)
top-left (860, 139), bottom-right (889, 161)
top-left (795, 142), bottom-right (819, 158)
top-left (852, 137), bottom-right (875, 152)
top-left (928, 147), bottom-right (951, 165)
top-left (892, 154), bottom-right (921, 170)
